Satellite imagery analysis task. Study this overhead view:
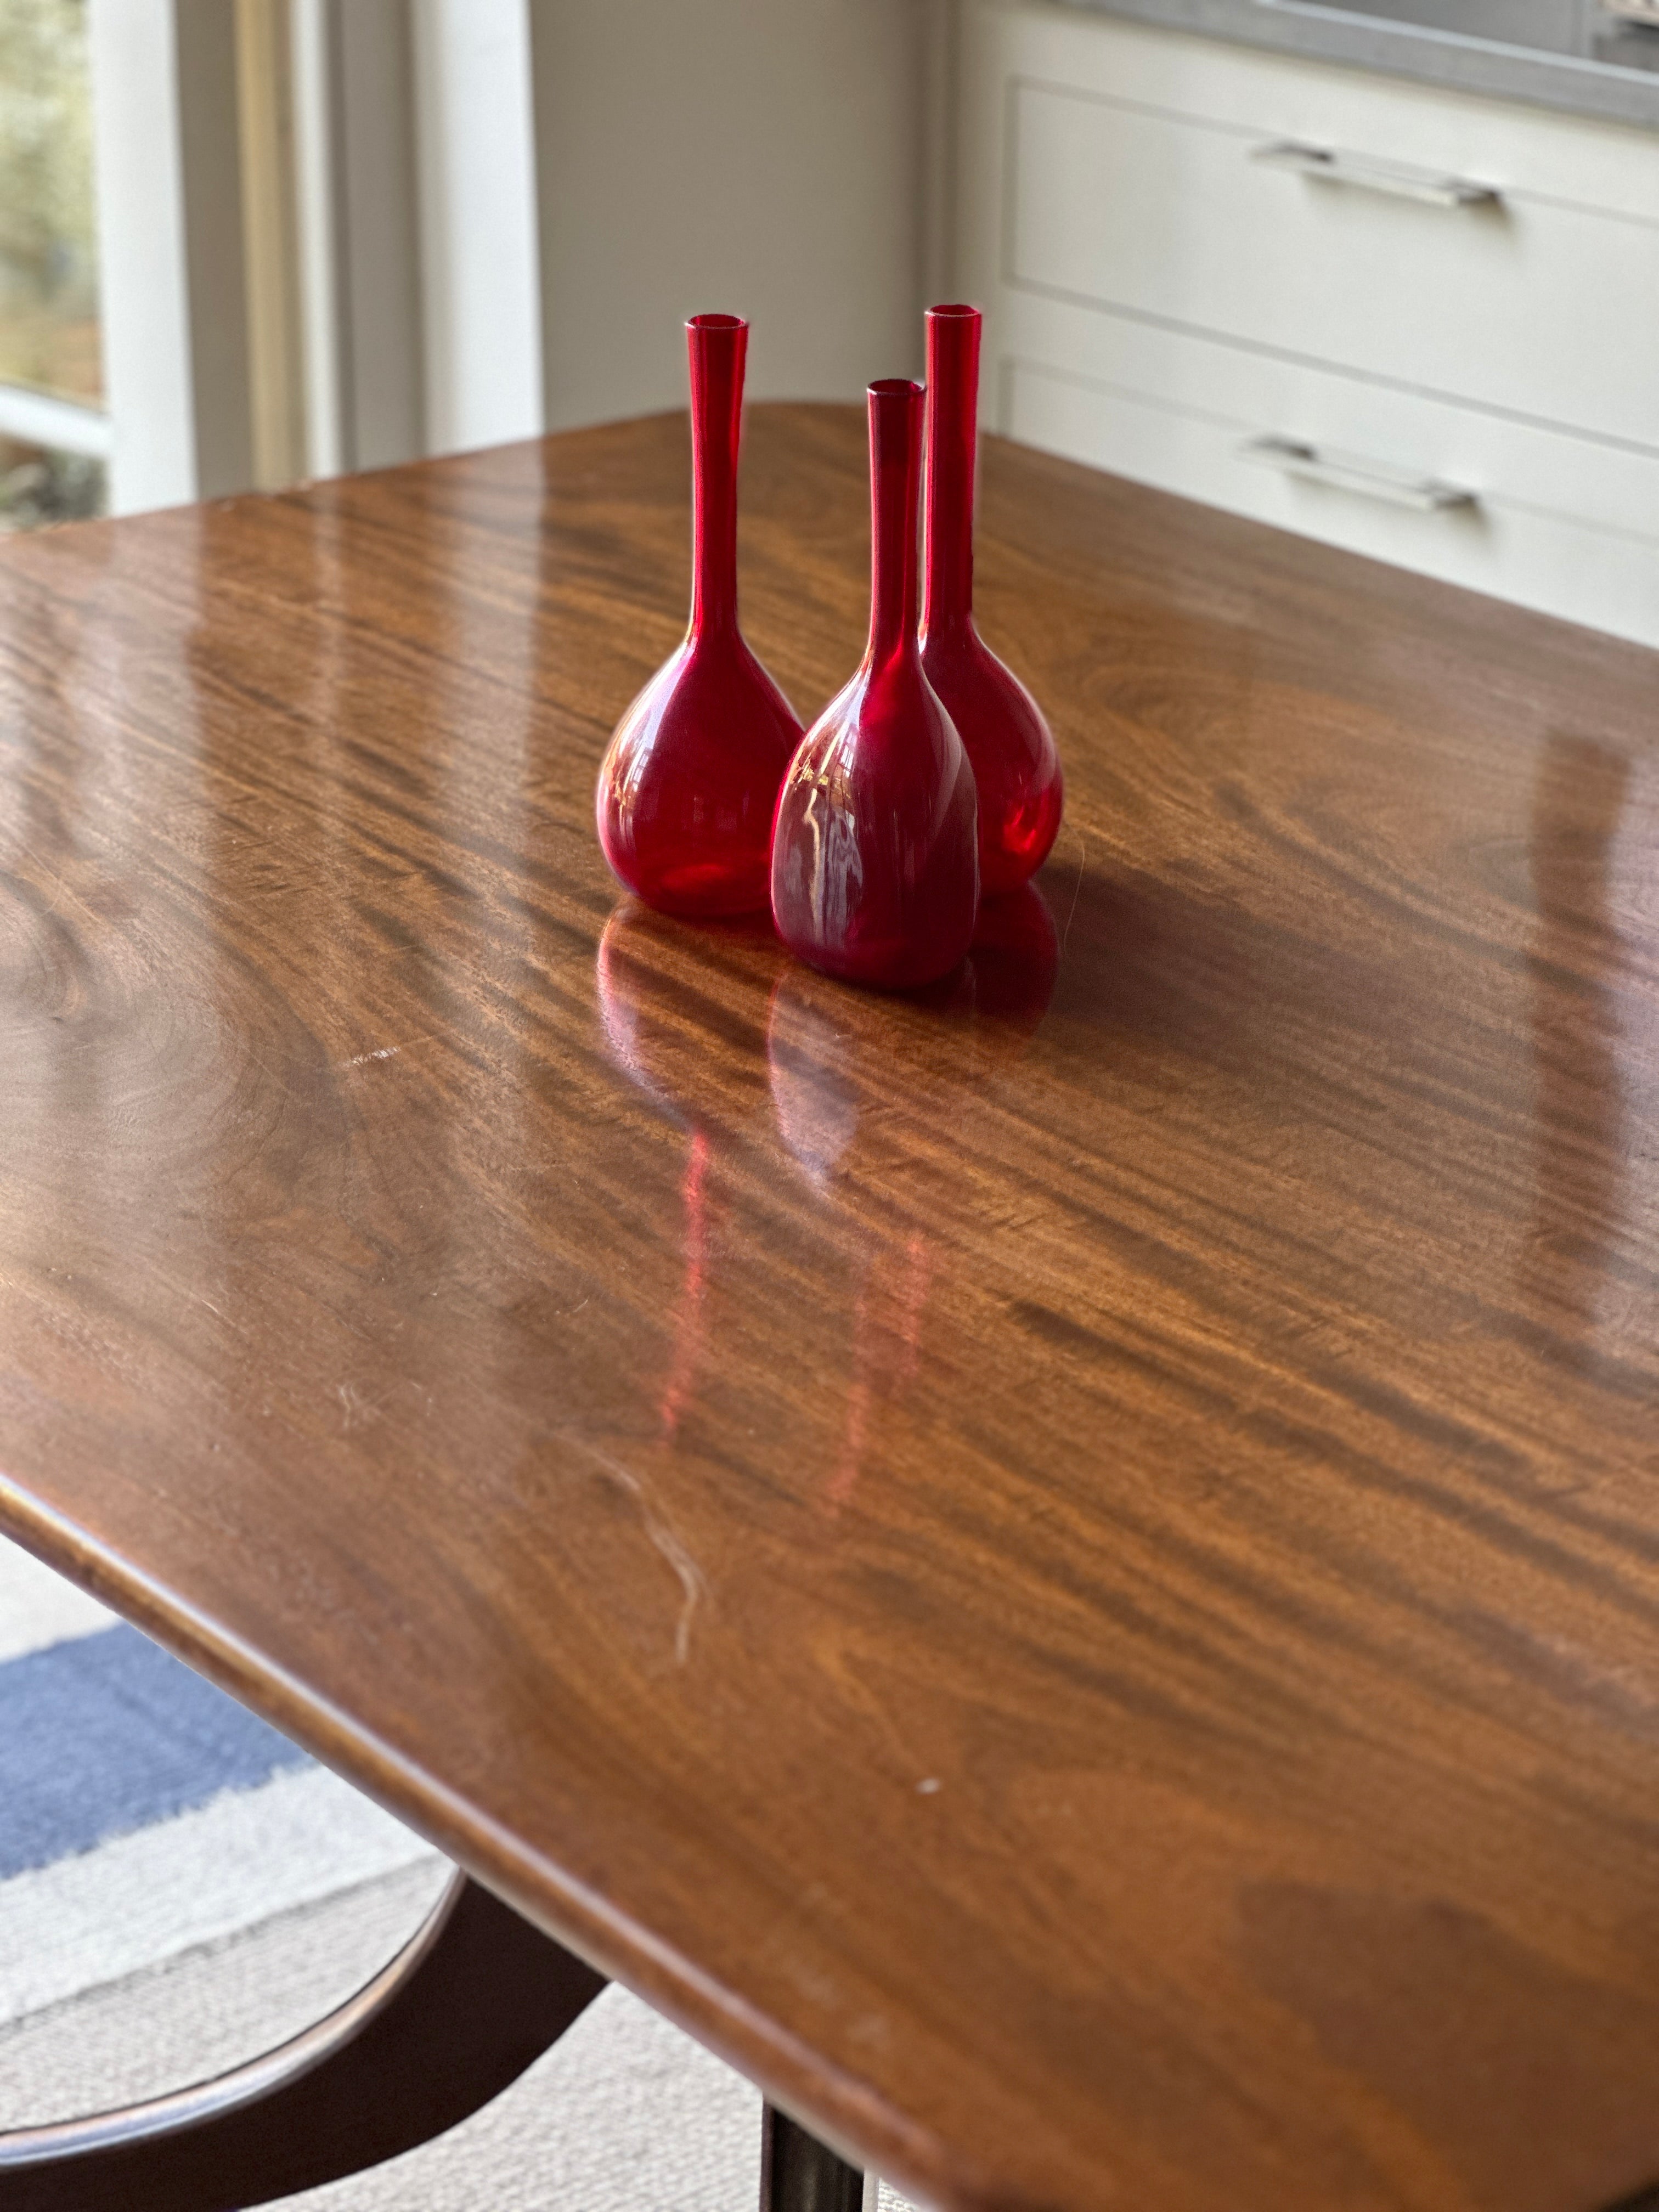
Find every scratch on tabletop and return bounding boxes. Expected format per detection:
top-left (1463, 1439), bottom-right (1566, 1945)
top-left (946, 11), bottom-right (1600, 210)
top-left (570, 1438), bottom-right (707, 1667)
top-left (243, 1043), bottom-right (307, 1104)
top-left (337, 1381), bottom-right (381, 1431)
top-left (339, 1034), bottom-right (436, 1070)
top-left (38, 871), bottom-right (91, 924)
top-left (1062, 828), bottom-right (1086, 956)
top-left (149, 1265), bottom-right (232, 1328)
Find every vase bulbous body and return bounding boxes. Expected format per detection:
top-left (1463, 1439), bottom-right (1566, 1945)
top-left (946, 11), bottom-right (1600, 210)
top-left (598, 630), bottom-right (802, 916)
top-left (596, 314), bottom-right (803, 917)
top-left (920, 303), bottom-right (1063, 895)
top-left (771, 379), bottom-right (979, 991)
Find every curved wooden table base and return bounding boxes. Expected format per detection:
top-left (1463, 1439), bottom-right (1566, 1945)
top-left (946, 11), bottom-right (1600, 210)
top-left (0, 1867), bottom-right (865, 2212)
top-left (0, 1872), bottom-right (607, 2211)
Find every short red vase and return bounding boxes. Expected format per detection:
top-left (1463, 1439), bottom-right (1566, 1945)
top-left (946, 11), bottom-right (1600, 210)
top-left (770, 379), bottom-right (979, 991)
top-left (921, 303), bottom-right (1063, 895)
top-left (596, 314), bottom-right (803, 917)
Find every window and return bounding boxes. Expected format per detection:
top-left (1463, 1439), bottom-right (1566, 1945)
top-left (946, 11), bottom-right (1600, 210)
top-left (0, 0), bottom-right (108, 530)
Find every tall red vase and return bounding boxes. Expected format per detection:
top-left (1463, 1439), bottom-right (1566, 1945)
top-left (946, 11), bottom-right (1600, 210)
top-left (596, 314), bottom-right (803, 917)
top-left (921, 304), bottom-right (1063, 894)
top-left (770, 379), bottom-right (979, 990)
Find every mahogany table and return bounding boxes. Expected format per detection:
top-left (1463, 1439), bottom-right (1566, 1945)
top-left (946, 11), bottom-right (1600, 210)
top-left (0, 405), bottom-right (1657, 2212)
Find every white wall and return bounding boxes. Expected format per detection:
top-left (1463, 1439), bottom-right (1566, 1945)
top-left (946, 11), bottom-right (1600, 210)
top-left (411, 0), bottom-right (544, 455)
top-left (527, 0), bottom-right (935, 430)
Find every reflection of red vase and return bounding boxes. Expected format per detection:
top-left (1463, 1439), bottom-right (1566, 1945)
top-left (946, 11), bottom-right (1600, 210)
top-left (921, 304), bottom-right (1062, 894)
top-left (771, 379), bottom-right (978, 990)
top-left (765, 977), bottom-right (863, 1186)
top-left (596, 314), bottom-right (803, 917)
top-left (765, 894), bottom-right (1055, 1186)
top-left (595, 901), bottom-right (778, 1136)
top-left (970, 882), bottom-right (1059, 1034)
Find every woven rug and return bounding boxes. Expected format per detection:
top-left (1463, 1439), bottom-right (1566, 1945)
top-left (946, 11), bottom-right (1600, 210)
top-left (0, 1534), bottom-right (913, 2209)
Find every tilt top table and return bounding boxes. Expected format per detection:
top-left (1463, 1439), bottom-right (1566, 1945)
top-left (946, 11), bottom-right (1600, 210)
top-left (0, 405), bottom-right (1657, 2212)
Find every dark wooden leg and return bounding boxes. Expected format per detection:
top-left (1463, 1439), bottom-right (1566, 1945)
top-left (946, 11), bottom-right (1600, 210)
top-left (0, 1871), bottom-right (607, 2211)
top-left (760, 2102), bottom-right (866, 2212)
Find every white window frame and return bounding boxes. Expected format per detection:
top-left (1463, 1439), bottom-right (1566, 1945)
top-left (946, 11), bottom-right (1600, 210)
top-left (0, 385), bottom-right (111, 463)
top-left (73, 0), bottom-right (541, 518)
top-left (87, 0), bottom-right (250, 512)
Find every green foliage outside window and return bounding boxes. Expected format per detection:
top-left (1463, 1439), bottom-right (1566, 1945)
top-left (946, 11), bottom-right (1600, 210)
top-left (0, 0), bottom-right (100, 404)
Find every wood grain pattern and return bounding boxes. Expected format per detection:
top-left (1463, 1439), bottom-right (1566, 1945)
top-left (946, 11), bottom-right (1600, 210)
top-left (1, 406), bottom-right (1657, 2212)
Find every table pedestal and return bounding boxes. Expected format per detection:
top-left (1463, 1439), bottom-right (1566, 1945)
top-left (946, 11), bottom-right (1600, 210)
top-left (0, 1872), bottom-right (867, 2210)
top-left (761, 2103), bottom-right (867, 2212)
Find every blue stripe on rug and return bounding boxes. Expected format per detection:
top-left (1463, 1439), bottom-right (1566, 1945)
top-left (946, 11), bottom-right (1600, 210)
top-left (0, 1623), bottom-right (309, 1878)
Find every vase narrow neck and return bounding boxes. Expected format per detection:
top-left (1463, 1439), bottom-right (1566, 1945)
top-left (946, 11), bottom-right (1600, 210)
top-left (688, 314), bottom-right (745, 636)
top-left (922, 304), bottom-right (981, 634)
top-left (866, 379), bottom-right (924, 670)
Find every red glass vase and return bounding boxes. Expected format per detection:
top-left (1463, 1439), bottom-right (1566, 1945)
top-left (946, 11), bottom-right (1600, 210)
top-left (921, 303), bottom-right (1063, 894)
top-left (770, 379), bottom-right (979, 991)
top-left (596, 314), bottom-right (803, 917)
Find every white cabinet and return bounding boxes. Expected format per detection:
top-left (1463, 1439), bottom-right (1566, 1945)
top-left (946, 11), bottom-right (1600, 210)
top-left (957, 1), bottom-right (1659, 647)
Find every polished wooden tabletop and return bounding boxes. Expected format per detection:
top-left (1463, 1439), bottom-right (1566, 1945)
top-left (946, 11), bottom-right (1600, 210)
top-left (2, 404), bottom-right (1658, 2212)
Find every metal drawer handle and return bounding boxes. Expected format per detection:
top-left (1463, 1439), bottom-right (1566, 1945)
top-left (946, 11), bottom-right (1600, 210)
top-left (1240, 435), bottom-right (1477, 512)
top-left (1252, 139), bottom-right (1499, 208)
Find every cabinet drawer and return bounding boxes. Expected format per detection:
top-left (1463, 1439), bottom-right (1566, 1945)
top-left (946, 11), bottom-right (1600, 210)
top-left (995, 296), bottom-right (1659, 647)
top-left (969, 3), bottom-right (1659, 453)
top-left (1011, 79), bottom-right (1659, 453)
